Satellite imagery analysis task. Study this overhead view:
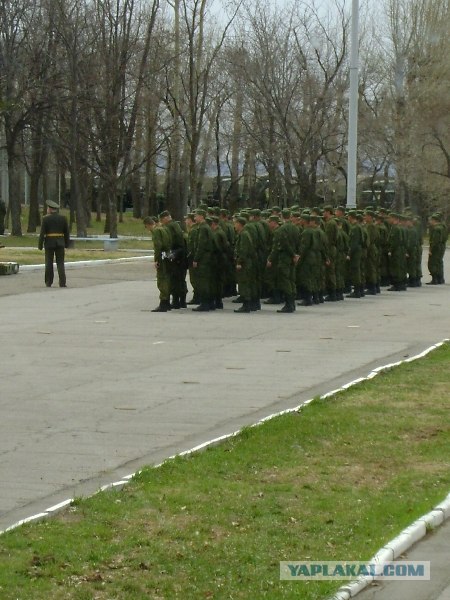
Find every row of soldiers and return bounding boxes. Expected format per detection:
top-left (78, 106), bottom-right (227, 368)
top-left (143, 205), bottom-right (447, 313)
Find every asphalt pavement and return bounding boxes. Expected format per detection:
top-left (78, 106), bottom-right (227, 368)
top-left (0, 254), bottom-right (449, 600)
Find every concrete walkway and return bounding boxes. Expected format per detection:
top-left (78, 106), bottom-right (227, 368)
top-left (0, 256), bottom-right (449, 600)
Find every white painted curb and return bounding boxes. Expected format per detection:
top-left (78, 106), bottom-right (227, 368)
top-left (1, 337), bottom-right (449, 577)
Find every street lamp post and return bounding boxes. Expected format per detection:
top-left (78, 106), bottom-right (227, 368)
top-left (346, 0), bottom-right (359, 209)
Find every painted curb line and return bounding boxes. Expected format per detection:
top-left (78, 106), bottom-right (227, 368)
top-left (330, 495), bottom-right (450, 600)
top-left (1, 338), bottom-right (449, 570)
top-left (19, 255), bottom-right (153, 272)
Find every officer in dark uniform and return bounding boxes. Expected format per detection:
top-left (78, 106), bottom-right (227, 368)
top-left (38, 200), bottom-right (70, 287)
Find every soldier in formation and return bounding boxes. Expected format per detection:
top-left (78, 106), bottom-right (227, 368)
top-left (145, 205), bottom-right (445, 313)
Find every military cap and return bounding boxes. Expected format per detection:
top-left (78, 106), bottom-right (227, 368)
top-left (143, 216), bottom-right (156, 225)
top-left (46, 200), bottom-right (60, 209)
top-left (220, 208), bottom-right (229, 216)
top-left (348, 210), bottom-right (357, 218)
top-left (211, 215), bottom-right (220, 223)
top-left (431, 213), bottom-right (442, 221)
top-left (301, 213), bottom-right (311, 222)
top-left (184, 212), bottom-right (196, 220)
top-left (207, 206), bottom-right (215, 214)
top-left (250, 208), bottom-right (261, 216)
top-left (205, 216), bottom-right (213, 224)
top-left (195, 208), bottom-right (207, 217)
top-left (234, 216), bottom-right (247, 226)
top-left (365, 209), bottom-right (376, 217)
top-left (239, 212), bottom-right (250, 221)
top-left (323, 204), bottom-right (334, 213)
top-left (310, 214), bottom-right (321, 223)
top-left (291, 211), bottom-right (301, 218)
top-left (281, 208), bottom-right (291, 218)
top-left (336, 205), bottom-right (346, 213)
top-left (268, 215), bottom-right (281, 224)
top-left (158, 210), bottom-right (171, 219)
top-left (271, 206), bottom-right (281, 213)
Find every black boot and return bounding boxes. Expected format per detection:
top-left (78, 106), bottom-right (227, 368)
top-left (264, 290), bottom-right (282, 304)
top-left (325, 290), bottom-right (337, 302)
top-left (365, 284), bottom-right (376, 295)
top-left (298, 293), bottom-right (313, 307)
top-left (215, 298), bottom-right (224, 309)
top-left (171, 297), bottom-right (181, 309)
top-left (234, 301), bottom-right (251, 313)
top-left (346, 288), bottom-right (361, 298)
top-left (426, 278), bottom-right (438, 285)
top-left (187, 294), bottom-right (200, 305)
top-left (277, 297), bottom-right (295, 313)
top-left (232, 295), bottom-right (243, 303)
top-left (192, 301), bottom-right (210, 312)
top-left (313, 293), bottom-right (320, 304)
top-left (152, 300), bottom-right (170, 312)
top-left (179, 295), bottom-right (187, 308)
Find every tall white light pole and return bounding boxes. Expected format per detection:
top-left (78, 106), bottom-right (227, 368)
top-left (346, 0), bottom-right (359, 209)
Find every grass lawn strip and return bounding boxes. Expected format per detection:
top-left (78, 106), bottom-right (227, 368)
top-left (0, 343), bottom-right (449, 600)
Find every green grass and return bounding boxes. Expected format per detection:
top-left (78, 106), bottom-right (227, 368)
top-left (4, 207), bottom-right (149, 238)
top-left (0, 345), bottom-right (449, 599)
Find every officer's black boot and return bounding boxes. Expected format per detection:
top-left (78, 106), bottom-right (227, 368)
top-left (179, 294), bottom-right (187, 308)
top-left (215, 298), bottom-right (224, 309)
